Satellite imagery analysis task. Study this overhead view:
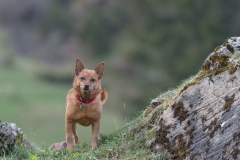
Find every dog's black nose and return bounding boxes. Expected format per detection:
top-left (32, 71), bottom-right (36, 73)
top-left (84, 84), bottom-right (89, 90)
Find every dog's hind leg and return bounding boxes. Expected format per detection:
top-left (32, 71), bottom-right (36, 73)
top-left (72, 123), bottom-right (79, 144)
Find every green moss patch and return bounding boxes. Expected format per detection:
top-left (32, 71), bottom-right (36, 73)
top-left (201, 53), bottom-right (230, 78)
top-left (179, 51), bottom-right (240, 95)
top-left (228, 62), bottom-right (238, 74)
top-left (223, 94), bottom-right (235, 111)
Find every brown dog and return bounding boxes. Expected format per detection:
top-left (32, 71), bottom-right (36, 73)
top-left (65, 59), bottom-right (107, 150)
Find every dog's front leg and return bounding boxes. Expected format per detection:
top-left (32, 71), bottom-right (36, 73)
top-left (91, 120), bottom-right (100, 149)
top-left (72, 123), bottom-right (79, 144)
top-left (65, 120), bottom-right (74, 150)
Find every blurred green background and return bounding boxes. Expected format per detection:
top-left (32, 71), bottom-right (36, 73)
top-left (1, 0), bottom-right (240, 147)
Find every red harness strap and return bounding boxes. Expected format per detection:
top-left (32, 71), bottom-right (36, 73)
top-left (75, 94), bottom-right (96, 104)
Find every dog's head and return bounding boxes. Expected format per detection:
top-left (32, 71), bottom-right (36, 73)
top-left (74, 59), bottom-right (104, 93)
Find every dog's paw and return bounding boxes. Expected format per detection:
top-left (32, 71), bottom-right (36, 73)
top-left (50, 141), bottom-right (67, 149)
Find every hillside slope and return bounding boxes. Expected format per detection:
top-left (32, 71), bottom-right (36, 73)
top-left (2, 37), bottom-right (240, 159)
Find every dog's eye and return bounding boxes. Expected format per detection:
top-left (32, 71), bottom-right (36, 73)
top-left (90, 78), bottom-right (96, 83)
top-left (80, 77), bottom-right (85, 81)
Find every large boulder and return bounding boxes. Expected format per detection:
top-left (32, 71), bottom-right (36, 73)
top-left (147, 37), bottom-right (240, 159)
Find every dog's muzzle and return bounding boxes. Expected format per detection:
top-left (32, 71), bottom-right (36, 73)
top-left (83, 84), bottom-right (90, 91)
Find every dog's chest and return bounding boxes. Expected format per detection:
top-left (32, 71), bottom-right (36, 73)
top-left (73, 102), bottom-right (102, 125)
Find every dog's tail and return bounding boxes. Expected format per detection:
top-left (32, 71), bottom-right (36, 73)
top-left (101, 89), bottom-right (108, 105)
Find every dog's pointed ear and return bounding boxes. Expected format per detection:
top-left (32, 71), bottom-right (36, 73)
top-left (95, 62), bottom-right (104, 79)
top-left (75, 59), bottom-right (85, 75)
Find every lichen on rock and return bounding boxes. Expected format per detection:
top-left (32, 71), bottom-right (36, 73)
top-left (201, 37), bottom-right (240, 77)
top-left (179, 37), bottom-right (240, 95)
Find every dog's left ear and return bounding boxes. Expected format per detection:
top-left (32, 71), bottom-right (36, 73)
top-left (95, 62), bottom-right (104, 79)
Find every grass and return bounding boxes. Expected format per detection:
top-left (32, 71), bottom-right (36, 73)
top-left (3, 114), bottom-right (170, 160)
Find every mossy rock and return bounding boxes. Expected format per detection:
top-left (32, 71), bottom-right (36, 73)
top-left (148, 37), bottom-right (240, 159)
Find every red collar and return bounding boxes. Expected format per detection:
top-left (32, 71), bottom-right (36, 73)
top-left (76, 94), bottom-right (96, 104)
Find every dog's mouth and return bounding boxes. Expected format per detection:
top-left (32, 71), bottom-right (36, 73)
top-left (82, 88), bottom-right (92, 92)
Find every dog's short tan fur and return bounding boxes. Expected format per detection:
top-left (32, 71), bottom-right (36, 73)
top-left (65, 59), bottom-right (107, 150)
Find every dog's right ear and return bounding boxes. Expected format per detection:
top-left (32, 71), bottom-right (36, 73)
top-left (75, 59), bottom-right (85, 75)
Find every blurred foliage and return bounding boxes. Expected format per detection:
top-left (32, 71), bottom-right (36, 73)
top-left (37, 0), bottom-right (240, 82)
top-left (1, 0), bottom-right (240, 116)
